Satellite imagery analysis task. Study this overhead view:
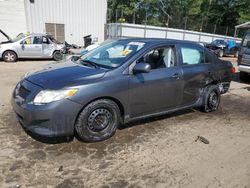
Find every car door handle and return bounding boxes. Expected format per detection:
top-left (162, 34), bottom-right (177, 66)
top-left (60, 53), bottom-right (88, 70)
top-left (172, 73), bottom-right (180, 79)
top-left (34, 46), bottom-right (40, 48)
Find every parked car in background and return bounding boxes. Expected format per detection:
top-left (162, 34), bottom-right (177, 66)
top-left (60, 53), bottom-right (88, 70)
top-left (69, 39), bottom-right (114, 61)
top-left (205, 39), bottom-right (239, 57)
top-left (238, 31), bottom-right (250, 81)
top-left (0, 33), bottom-right (64, 62)
top-left (11, 39), bottom-right (234, 142)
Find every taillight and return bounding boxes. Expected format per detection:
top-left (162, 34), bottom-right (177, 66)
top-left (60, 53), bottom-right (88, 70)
top-left (231, 67), bottom-right (236, 74)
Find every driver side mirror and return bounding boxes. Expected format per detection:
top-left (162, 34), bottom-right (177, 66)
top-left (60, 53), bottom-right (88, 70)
top-left (133, 62), bottom-right (151, 74)
top-left (247, 41), bottom-right (250, 48)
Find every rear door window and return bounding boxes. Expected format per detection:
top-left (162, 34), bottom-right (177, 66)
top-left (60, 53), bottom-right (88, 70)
top-left (33, 36), bottom-right (43, 44)
top-left (180, 47), bottom-right (204, 65)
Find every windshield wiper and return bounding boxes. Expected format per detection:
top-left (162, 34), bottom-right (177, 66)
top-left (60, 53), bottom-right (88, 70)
top-left (80, 60), bottom-right (99, 68)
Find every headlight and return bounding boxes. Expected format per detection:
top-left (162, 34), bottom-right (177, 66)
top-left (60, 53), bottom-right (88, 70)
top-left (33, 89), bottom-right (78, 105)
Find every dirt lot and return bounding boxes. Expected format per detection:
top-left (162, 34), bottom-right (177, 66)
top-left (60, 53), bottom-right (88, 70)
top-left (0, 58), bottom-right (250, 188)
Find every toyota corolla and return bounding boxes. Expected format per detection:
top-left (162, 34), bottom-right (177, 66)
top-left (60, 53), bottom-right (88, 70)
top-left (11, 39), bottom-right (234, 142)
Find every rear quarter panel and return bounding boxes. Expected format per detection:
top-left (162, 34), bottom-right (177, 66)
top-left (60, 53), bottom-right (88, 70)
top-left (213, 59), bottom-right (233, 83)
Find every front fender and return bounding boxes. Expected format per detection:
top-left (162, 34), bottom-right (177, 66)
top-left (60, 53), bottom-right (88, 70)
top-left (0, 44), bottom-right (18, 57)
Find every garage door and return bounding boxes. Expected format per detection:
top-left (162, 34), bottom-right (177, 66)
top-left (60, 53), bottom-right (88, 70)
top-left (45, 23), bottom-right (65, 42)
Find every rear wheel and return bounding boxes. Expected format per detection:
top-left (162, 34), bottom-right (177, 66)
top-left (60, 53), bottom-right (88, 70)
top-left (200, 85), bottom-right (221, 113)
top-left (53, 51), bottom-right (63, 61)
top-left (3, 51), bottom-right (17, 62)
top-left (75, 99), bottom-right (120, 142)
top-left (239, 71), bottom-right (248, 82)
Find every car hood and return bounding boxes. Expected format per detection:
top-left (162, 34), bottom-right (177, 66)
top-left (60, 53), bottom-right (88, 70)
top-left (0, 29), bottom-right (11, 43)
top-left (25, 60), bottom-right (107, 89)
top-left (0, 40), bottom-right (13, 45)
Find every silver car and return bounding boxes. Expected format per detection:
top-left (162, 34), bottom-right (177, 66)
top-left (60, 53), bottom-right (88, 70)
top-left (0, 33), bottom-right (64, 62)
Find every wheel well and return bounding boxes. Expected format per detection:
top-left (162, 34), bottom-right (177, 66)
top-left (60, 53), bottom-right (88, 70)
top-left (2, 50), bottom-right (18, 59)
top-left (204, 79), bottom-right (220, 87)
top-left (53, 50), bottom-right (60, 55)
top-left (200, 81), bottom-right (220, 104)
top-left (74, 97), bottom-right (125, 126)
top-left (89, 97), bottom-right (124, 117)
top-left (210, 80), bottom-right (219, 85)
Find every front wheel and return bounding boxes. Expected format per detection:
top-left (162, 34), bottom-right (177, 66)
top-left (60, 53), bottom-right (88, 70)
top-left (75, 99), bottom-right (121, 142)
top-left (200, 85), bottom-right (221, 113)
top-left (3, 51), bottom-right (17, 62)
top-left (53, 51), bottom-right (63, 61)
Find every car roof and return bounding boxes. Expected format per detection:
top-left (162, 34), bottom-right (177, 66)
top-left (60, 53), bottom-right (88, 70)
top-left (22, 33), bottom-right (52, 37)
top-left (115, 38), bottom-right (202, 46)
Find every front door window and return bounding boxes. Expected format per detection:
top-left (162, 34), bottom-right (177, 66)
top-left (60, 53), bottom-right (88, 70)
top-left (137, 46), bottom-right (176, 69)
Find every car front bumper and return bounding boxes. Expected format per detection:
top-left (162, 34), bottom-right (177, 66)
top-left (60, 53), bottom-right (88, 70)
top-left (238, 65), bottom-right (250, 73)
top-left (11, 97), bottom-right (83, 137)
top-left (11, 80), bottom-right (83, 138)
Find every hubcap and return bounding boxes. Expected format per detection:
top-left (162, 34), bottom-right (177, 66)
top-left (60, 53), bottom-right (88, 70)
top-left (208, 92), bottom-right (218, 109)
top-left (54, 52), bottom-right (62, 60)
top-left (5, 53), bottom-right (14, 61)
top-left (87, 108), bottom-right (112, 132)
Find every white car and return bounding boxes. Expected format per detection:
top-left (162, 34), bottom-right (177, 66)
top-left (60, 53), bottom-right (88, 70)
top-left (0, 33), bottom-right (64, 62)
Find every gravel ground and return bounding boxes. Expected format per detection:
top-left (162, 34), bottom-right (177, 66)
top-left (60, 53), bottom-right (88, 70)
top-left (0, 58), bottom-right (249, 188)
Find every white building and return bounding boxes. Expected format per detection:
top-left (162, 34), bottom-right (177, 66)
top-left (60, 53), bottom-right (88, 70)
top-left (0, 0), bottom-right (107, 45)
top-left (0, 0), bottom-right (27, 41)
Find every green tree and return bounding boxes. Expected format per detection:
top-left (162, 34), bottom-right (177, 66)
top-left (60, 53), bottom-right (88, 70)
top-left (107, 0), bottom-right (250, 36)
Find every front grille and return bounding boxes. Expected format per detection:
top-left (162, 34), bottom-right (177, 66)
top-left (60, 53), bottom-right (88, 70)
top-left (242, 60), bottom-right (250, 65)
top-left (243, 54), bottom-right (250, 59)
top-left (18, 85), bottom-right (30, 99)
top-left (242, 54), bottom-right (250, 65)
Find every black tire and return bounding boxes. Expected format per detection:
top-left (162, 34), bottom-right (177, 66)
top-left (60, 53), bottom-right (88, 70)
top-left (75, 99), bottom-right (121, 142)
top-left (2, 50), bottom-right (17, 62)
top-left (239, 71), bottom-right (248, 82)
top-left (53, 51), bottom-right (63, 61)
top-left (218, 50), bottom-right (224, 58)
top-left (200, 85), bottom-right (221, 113)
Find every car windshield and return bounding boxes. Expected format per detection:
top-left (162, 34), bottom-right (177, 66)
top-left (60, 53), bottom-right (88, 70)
top-left (78, 40), bottom-right (146, 69)
top-left (11, 34), bottom-right (25, 42)
top-left (212, 40), bottom-right (224, 45)
top-left (49, 36), bottom-right (63, 44)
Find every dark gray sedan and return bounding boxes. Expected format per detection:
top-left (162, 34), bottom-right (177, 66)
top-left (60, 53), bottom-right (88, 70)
top-left (11, 39), bottom-right (234, 142)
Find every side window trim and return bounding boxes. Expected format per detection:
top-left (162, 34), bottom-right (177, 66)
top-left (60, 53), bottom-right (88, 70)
top-left (204, 48), bottom-right (216, 64)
